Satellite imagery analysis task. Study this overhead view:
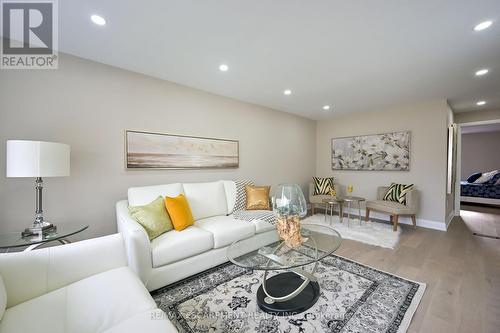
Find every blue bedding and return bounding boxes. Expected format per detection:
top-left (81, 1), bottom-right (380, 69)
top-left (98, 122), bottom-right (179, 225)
top-left (460, 181), bottom-right (500, 199)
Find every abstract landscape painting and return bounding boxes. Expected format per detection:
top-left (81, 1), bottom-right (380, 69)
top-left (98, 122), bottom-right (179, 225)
top-left (126, 130), bottom-right (239, 169)
top-left (332, 131), bottom-right (410, 171)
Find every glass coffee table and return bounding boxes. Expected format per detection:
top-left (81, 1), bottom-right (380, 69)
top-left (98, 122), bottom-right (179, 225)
top-left (227, 223), bottom-right (342, 316)
top-left (0, 224), bottom-right (89, 252)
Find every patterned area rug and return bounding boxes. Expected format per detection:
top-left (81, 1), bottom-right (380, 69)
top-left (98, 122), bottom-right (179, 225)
top-left (152, 254), bottom-right (425, 333)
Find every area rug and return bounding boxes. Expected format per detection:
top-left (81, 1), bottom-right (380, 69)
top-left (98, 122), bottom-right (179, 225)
top-left (302, 214), bottom-right (401, 249)
top-left (152, 254), bottom-right (425, 333)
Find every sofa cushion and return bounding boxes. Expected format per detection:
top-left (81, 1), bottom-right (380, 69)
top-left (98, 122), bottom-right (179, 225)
top-left (195, 215), bottom-right (255, 248)
top-left (252, 220), bottom-right (275, 234)
top-left (183, 181), bottom-right (228, 220)
top-left (0, 285), bottom-right (66, 333)
top-left (128, 183), bottom-right (184, 206)
top-left (103, 309), bottom-right (178, 333)
top-left (309, 194), bottom-right (334, 204)
top-left (129, 196), bottom-right (173, 240)
top-left (383, 183), bottom-right (414, 204)
top-left (232, 210), bottom-right (276, 234)
top-left (245, 185), bottom-right (271, 210)
top-left (222, 180), bottom-right (237, 214)
top-left (0, 276), bottom-right (5, 321)
top-left (366, 200), bottom-right (415, 215)
top-left (164, 194), bottom-right (195, 231)
top-left (312, 177), bottom-right (334, 195)
top-left (151, 226), bottom-right (214, 267)
top-left (0, 267), bottom-right (157, 333)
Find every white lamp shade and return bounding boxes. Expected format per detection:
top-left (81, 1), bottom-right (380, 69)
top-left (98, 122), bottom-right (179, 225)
top-left (6, 140), bottom-right (70, 178)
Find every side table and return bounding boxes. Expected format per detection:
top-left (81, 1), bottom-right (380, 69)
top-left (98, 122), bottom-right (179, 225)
top-left (0, 224), bottom-right (89, 252)
top-left (322, 198), bottom-right (344, 225)
top-left (342, 196), bottom-right (366, 227)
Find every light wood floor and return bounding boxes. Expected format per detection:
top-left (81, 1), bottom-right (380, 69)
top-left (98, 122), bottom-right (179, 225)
top-left (334, 204), bottom-right (500, 333)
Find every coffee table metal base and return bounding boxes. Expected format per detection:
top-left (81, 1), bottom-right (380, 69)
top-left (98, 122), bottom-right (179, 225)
top-left (256, 272), bottom-right (320, 316)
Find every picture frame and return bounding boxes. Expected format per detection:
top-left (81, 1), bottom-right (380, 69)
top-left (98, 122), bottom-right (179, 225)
top-left (331, 131), bottom-right (411, 171)
top-left (125, 130), bottom-right (239, 170)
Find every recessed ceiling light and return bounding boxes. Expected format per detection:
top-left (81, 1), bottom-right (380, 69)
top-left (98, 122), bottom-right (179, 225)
top-left (219, 64), bottom-right (229, 72)
top-left (474, 20), bottom-right (492, 31)
top-left (283, 89), bottom-right (292, 96)
top-left (475, 68), bottom-right (489, 76)
top-left (322, 105), bottom-right (331, 110)
top-left (91, 14), bottom-right (106, 26)
top-left (476, 100), bottom-right (486, 106)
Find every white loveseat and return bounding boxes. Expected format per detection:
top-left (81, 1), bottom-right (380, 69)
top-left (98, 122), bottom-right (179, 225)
top-left (0, 234), bottom-right (177, 333)
top-left (116, 180), bottom-right (278, 291)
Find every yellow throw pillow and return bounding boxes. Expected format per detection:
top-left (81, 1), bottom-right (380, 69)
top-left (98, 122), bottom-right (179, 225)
top-left (245, 185), bottom-right (271, 210)
top-left (128, 196), bottom-right (173, 240)
top-left (164, 194), bottom-right (194, 231)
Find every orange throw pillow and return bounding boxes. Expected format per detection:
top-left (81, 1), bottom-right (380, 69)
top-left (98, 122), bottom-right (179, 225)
top-left (164, 194), bottom-right (194, 231)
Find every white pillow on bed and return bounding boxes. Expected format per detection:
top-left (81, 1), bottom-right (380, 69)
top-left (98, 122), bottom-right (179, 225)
top-left (473, 170), bottom-right (498, 184)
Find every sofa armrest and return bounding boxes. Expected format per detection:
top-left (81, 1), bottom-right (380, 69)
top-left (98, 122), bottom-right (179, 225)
top-left (377, 186), bottom-right (389, 200)
top-left (405, 189), bottom-right (419, 213)
top-left (116, 200), bottom-right (153, 285)
top-left (0, 233), bottom-right (127, 308)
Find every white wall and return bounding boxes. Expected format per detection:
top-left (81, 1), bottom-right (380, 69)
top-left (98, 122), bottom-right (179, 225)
top-left (455, 109), bottom-right (500, 124)
top-left (461, 131), bottom-right (500, 180)
top-left (0, 54), bottom-right (316, 237)
top-left (316, 100), bottom-right (450, 228)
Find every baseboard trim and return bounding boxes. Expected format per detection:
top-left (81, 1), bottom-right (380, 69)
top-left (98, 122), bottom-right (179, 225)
top-left (318, 206), bottom-right (447, 232)
top-left (445, 210), bottom-right (455, 229)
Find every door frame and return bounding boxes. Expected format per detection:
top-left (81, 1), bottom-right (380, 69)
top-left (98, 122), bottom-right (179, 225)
top-left (455, 118), bottom-right (500, 215)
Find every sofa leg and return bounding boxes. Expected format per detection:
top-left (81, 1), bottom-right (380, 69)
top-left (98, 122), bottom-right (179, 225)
top-left (411, 215), bottom-right (417, 229)
top-left (312, 205), bottom-right (315, 215)
top-left (393, 215), bottom-right (398, 231)
top-left (365, 208), bottom-right (370, 223)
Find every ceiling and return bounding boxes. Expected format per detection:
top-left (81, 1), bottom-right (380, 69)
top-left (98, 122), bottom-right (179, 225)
top-left (55, 1), bottom-right (500, 119)
top-left (462, 122), bottom-right (500, 134)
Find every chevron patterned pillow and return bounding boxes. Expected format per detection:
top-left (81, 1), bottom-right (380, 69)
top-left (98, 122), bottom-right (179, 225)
top-left (313, 177), bottom-right (334, 195)
top-left (383, 183), bottom-right (414, 205)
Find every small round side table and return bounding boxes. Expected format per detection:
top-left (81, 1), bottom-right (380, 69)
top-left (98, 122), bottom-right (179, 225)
top-left (0, 224), bottom-right (89, 252)
top-left (342, 196), bottom-right (366, 227)
top-left (322, 198), bottom-right (344, 225)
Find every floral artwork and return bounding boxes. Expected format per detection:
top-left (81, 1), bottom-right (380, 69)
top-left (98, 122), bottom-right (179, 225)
top-left (331, 131), bottom-right (410, 171)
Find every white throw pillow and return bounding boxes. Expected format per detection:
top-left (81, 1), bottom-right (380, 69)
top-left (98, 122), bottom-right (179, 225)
top-left (0, 275), bottom-right (7, 320)
top-left (473, 170), bottom-right (498, 184)
top-left (183, 181), bottom-right (228, 220)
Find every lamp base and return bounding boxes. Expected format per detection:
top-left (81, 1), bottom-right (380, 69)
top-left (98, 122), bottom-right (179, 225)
top-left (22, 222), bottom-right (56, 237)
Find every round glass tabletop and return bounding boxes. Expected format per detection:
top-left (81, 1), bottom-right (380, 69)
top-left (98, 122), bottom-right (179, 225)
top-left (0, 224), bottom-right (89, 249)
top-left (227, 223), bottom-right (342, 271)
top-left (342, 196), bottom-right (366, 202)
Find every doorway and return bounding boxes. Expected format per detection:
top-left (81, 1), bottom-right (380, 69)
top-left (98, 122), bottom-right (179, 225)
top-left (455, 119), bottom-right (500, 215)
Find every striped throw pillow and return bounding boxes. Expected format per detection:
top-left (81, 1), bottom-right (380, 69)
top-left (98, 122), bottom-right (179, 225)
top-left (383, 183), bottom-right (414, 205)
top-left (313, 177), bottom-right (334, 195)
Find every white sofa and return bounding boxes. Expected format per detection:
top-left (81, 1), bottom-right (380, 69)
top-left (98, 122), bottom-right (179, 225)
top-left (0, 234), bottom-right (177, 333)
top-left (116, 180), bottom-right (278, 291)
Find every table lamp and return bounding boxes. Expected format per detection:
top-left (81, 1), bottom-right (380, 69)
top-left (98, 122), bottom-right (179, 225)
top-left (6, 140), bottom-right (70, 236)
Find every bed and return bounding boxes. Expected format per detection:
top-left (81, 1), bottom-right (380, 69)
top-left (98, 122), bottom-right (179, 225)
top-left (460, 173), bottom-right (500, 206)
